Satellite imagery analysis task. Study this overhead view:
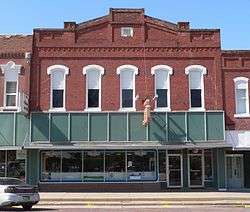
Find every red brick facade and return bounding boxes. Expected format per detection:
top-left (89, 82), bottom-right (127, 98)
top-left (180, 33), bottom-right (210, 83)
top-left (0, 8), bottom-right (249, 130)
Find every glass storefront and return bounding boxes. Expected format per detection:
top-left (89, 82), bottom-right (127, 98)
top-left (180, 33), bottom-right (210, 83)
top-left (39, 149), bottom-right (214, 187)
top-left (127, 150), bottom-right (156, 181)
top-left (0, 150), bottom-right (26, 181)
top-left (40, 150), bottom-right (157, 182)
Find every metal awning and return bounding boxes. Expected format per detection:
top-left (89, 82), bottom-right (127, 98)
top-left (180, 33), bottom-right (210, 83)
top-left (24, 141), bottom-right (232, 150)
top-left (0, 146), bottom-right (23, 150)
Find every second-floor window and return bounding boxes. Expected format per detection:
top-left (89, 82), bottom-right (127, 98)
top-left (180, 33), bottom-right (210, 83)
top-left (234, 77), bottom-right (249, 115)
top-left (117, 65), bottom-right (138, 110)
top-left (47, 65), bottom-right (69, 111)
top-left (0, 61), bottom-right (22, 109)
top-left (83, 65), bottom-right (104, 111)
top-left (5, 81), bottom-right (18, 107)
top-left (185, 65), bottom-right (207, 110)
top-left (151, 65), bottom-right (173, 110)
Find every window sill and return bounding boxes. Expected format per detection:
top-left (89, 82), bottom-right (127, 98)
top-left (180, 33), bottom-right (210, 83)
top-left (188, 108), bottom-right (205, 112)
top-left (234, 114), bottom-right (250, 118)
top-left (119, 108), bottom-right (136, 112)
top-left (154, 108), bottom-right (171, 112)
top-left (2, 106), bottom-right (20, 111)
top-left (49, 108), bottom-right (66, 112)
top-left (84, 108), bottom-right (101, 112)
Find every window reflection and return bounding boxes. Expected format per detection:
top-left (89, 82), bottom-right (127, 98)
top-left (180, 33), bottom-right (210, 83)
top-left (105, 151), bottom-right (126, 182)
top-left (127, 150), bottom-right (156, 181)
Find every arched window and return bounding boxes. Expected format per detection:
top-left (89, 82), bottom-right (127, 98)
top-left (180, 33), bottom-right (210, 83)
top-left (185, 65), bottom-right (207, 110)
top-left (0, 61), bottom-right (21, 109)
top-left (234, 77), bottom-right (249, 115)
top-left (47, 65), bottom-right (69, 111)
top-left (83, 65), bottom-right (104, 111)
top-left (117, 65), bottom-right (138, 110)
top-left (151, 65), bottom-right (173, 110)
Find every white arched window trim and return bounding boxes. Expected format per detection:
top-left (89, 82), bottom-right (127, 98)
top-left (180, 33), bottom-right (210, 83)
top-left (0, 61), bottom-right (22, 110)
top-left (47, 65), bottom-right (69, 111)
top-left (116, 65), bottom-right (138, 111)
top-left (234, 77), bottom-right (250, 117)
top-left (151, 65), bottom-right (173, 111)
top-left (185, 65), bottom-right (207, 111)
top-left (83, 65), bottom-right (105, 111)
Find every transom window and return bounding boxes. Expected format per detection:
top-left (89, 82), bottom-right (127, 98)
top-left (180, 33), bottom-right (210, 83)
top-left (151, 65), bottom-right (173, 110)
top-left (83, 65), bottom-right (104, 111)
top-left (117, 65), bottom-right (138, 110)
top-left (0, 61), bottom-right (22, 109)
top-left (185, 65), bottom-right (207, 110)
top-left (121, 27), bottom-right (133, 37)
top-left (47, 65), bottom-right (69, 111)
top-left (234, 77), bottom-right (249, 115)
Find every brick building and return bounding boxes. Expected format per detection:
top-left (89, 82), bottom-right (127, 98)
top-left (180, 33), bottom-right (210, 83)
top-left (0, 8), bottom-right (249, 191)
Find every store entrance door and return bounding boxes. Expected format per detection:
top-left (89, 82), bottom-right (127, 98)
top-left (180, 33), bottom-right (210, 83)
top-left (226, 154), bottom-right (244, 189)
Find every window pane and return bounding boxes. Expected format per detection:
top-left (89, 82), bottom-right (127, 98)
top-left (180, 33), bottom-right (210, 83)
top-left (159, 150), bottom-right (166, 181)
top-left (0, 151), bottom-right (6, 177)
top-left (105, 151), bottom-right (126, 182)
top-left (155, 70), bottom-right (168, 89)
top-left (121, 70), bottom-right (134, 89)
top-left (204, 150), bottom-right (213, 181)
top-left (236, 89), bottom-right (247, 114)
top-left (122, 89), bottom-right (133, 107)
top-left (41, 151), bottom-right (61, 182)
top-left (62, 151), bottom-right (82, 182)
top-left (190, 71), bottom-right (201, 89)
top-left (157, 89), bottom-right (168, 107)
top-left (52, 71), bottom-right (64, 89)
top-left (7, 150), bottom-right (25, 181)
top-left (127, 150), bottom-right (156, 181)
top-left (53, 90), bottom-right (64, 108)
top-left (88, 89), bottom-right (99, 108)
top-left (83, 151), bottom-right (104, 182)
top-left (87, 71), bottom-right (100, 89)
top-left (6, 82), bottom-right (17, 93)
top-left (6, 95), bottom-right (16, 107)
top-left (191, 89), bottom-right (201, 107)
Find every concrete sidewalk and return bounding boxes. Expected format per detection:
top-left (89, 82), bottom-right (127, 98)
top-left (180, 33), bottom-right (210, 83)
top-left (38, 192), bottom-right (250, 206)
top-left (40, 192), bottom-right (250, 201)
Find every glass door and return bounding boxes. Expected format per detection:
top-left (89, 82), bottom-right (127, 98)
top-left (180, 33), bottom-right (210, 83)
top-left (226, 155), bottom-right (244, 189)
top-left (167, 155), bottom-right (182, 187)
top-left (188, 154), bottom-right (204, 187)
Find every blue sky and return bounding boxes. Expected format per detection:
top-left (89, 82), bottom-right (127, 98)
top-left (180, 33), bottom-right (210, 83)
top-left (1, 0), bottom-right (249, 49)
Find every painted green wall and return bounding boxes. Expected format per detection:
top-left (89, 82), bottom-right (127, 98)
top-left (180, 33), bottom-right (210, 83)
top-left (26, 149), bottom-right (39, 185)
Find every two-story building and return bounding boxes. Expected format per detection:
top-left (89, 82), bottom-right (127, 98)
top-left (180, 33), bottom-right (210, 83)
top-left (0, 8), bottom-right (249, 191)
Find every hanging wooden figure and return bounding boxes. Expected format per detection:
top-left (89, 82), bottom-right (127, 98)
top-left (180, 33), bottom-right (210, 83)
top-left (143, 98), bottom-right (151, 126)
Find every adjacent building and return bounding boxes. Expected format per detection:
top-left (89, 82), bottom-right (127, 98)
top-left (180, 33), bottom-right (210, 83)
top-left (0, 8), bottom-right (249, 191)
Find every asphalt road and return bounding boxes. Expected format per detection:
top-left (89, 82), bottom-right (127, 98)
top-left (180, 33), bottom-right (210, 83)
top-left (2, 206), bottom-right (250, 212)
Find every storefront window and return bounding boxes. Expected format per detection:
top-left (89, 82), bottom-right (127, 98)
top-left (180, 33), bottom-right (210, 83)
top-left (83, 151), bottom-right (104, 182)
top-left (62, 151), bottom-right (82, 182)
top-left (204, 149), bottom-right (213, 181)
top-left (105, 151), bottom-right (126, 182)
top-left (158, 150), bottom-right (166, 181)
top-left (41, 151), bottom-right (61, 182)
top-left (7, 151), bottom-right (25, 181)
top-left (127, 150), bottom-right (156, 181)
top-left (0, 151), bottom-right (6, 177)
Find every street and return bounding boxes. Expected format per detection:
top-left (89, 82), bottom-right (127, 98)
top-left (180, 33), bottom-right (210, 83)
top-left (2, 206), bottom-right (250, 212)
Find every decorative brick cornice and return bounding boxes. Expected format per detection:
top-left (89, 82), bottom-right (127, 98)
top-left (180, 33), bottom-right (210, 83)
top-left (0, 52), bottom-right (26, 59)
top-left (37, 46), bottom-right (219, 54)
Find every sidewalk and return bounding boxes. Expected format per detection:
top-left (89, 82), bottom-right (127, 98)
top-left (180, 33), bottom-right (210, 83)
top-left (38, 192), bottom-right (250, 206)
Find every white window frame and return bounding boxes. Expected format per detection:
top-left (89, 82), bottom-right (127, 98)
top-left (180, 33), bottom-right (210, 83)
top-left (47, 65), bottom-right (69, 112)
top-left (116, 65), bottom-right (138, 111)
top-left (0, 61), bottom-right (22, 110)
top-left (185, 65), bottom-right (207, 111)
top-left (234, 77), bottom-right (249, 117)
top-left (83, 65), bottom-right (105, 111)
top-left (151, 65), bottom-right (173, 111)
top-left (121, 27), bottom-right (134, 37)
